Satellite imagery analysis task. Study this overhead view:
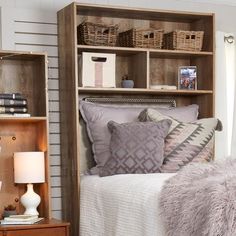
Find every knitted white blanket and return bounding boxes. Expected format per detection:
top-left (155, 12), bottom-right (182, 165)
top-left (159, 159), bottom-right (236, 236)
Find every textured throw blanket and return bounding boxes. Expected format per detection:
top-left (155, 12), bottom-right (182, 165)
top-left (159, 159), bottom-right (236, 236)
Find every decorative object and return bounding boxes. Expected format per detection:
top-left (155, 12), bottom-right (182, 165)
top-left (3, 205), bottom-right (17, 218)
top-left (80, 52), bottom-right (116, 88)
top-left (163, 30), bottom-right (204, 51)
top-left (178, 66), bottom-right (197, 90)
top-left (13, 152), bottom-right (45, 216)
top-left (121, 75), bottom-right (134, 88)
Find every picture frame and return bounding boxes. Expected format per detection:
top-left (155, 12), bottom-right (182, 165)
top-left (178, 66), bottom-right (197, 90)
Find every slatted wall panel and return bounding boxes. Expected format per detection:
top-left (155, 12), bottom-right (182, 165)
top-left (12, 12), bottom-right (62, 220)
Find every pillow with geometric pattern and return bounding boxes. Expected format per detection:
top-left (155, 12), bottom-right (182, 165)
top-left (99, 119), bottom-right (172, 177)
top-left (139, 108), bottom-right (222, 173)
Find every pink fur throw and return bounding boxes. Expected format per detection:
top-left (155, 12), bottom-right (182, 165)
top-left (159, 159), bottom-right (236, 236)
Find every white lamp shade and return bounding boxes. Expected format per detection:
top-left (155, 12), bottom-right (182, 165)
top-left (14, 152), bottom-right (45, 184)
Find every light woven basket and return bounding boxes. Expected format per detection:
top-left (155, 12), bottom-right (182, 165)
top-left (119, 28), bottom-right (164, 49)
top-left (77, 22), bottom-right (118, 46)
top-left (163, 30), bottom-right (204, 51)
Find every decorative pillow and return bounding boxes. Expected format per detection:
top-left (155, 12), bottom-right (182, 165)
top-left (80, 101), bottom-right (199, 174)
top-left (139, 109), bottom-right (222, 173)
top-left (99, 120), bottom-right (172, 177)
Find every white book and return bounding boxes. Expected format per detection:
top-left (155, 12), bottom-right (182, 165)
top-left (0, 113), bottom-right (31, 117)
top-left (4, 215), bottom-right (38, 222)
top-left (0, 217), bottom-right (44, 225)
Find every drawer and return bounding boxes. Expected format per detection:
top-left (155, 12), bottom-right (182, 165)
top-left (5, 226), bottom-right (67, 236)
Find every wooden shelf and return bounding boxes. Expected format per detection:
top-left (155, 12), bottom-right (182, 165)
top-left (78, 87), bottom-right (213, 95)
top-left (77, 45), bottom-right (213, 57)
top-left (0, 116), bottom-right (47, 123)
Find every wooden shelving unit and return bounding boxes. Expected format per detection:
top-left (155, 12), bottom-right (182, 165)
top-left (58, 3), bottom-right (215, 236)
top-left (0, 50), bottom-right (51, 219)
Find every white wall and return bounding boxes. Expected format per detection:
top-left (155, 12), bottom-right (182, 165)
top-left (0, 0), bottom-right (236, 220)
top-left (1, 0), bottom-right (236, 32)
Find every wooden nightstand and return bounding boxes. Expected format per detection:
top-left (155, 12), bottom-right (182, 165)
top-left (0, 219), bottom-right (70, 236)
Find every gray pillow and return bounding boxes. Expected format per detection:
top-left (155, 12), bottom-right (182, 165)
top-left (99, 120), bottom-right (172, 177)
top-left (139, 108), bottom-right (222, 172)
top-left (80, 101), bottom-right (199, 174)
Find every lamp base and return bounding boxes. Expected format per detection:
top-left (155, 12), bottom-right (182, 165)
top-left (21, 183), bottom-right (40, 216)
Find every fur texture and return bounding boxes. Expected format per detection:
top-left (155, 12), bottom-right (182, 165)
top-left (159, 159), bottom-right (236, 236)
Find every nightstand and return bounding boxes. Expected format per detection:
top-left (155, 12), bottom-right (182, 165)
top-left (0, 219), bottom-right (70, 236)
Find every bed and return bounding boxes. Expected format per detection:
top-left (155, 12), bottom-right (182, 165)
top-left (80, 173), bottom-right (175, 236)
top-left (78, 97), bottom-right (221, 236)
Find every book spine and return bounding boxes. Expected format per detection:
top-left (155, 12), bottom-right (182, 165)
top-left (0, 99), bottom-right (27, 107)
top-left (0, 107), bottom-right (28, 114)
top-left (0, 113), bottom-right (31, 117)
top-left (0, 93), bottom-right (24, 99)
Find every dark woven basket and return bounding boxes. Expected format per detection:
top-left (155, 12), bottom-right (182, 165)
top-left (119, 28), bottom-right (164, 49)
top-left (163, 30), bottom-right (204, 51)
top-left (78, 22), bottom-right (118, 46)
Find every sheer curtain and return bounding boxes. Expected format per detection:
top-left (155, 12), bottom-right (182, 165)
top-left (215, 31), bottom-right (236, 159)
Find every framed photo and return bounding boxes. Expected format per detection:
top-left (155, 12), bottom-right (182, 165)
top-left (178, 66), bottom-right (197, 90)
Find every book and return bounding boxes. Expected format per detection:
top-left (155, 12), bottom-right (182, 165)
top-left (0, 217), bottom-right (44, 225)
top-left (149, 85), bottom-right (177, 90)
top-left (0, 107), bottom-right (28, 114)
top-left (0, 99), bottom-right (27, 107)
top-left (4, 215), bottom-right (38, 221)
top-left (0, 93), bottom-right (24, 100)
top-left (0, 113), bottom-right (31, 117)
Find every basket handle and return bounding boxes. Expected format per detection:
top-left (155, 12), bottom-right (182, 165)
top-left (91, 57), bottom-right (107, 62)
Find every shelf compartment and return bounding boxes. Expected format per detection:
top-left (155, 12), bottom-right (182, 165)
top-left (149, 56), bottom-right (213, 91)
top-left (0, 119), bottom-right (49, 217)
top-left (0, 53), bottom-right (47, 117)
top-left (78, 51), bottom-right (148, 89)
top-left (76, 4), bottom-right (214, 52)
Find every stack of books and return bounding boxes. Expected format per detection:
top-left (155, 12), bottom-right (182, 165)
top-left (0, 215), bottom-right (44, 225)
top-left (0, 93), bottom-right (30, 117)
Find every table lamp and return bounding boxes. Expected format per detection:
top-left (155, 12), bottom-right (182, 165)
top-left (13, 152), bottom-right (45, 216)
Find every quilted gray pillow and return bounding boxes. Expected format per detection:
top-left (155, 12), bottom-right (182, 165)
top-left (139, 109), bottom-right (222, 172)
top-left (99, 120), bottom-right (172, 177)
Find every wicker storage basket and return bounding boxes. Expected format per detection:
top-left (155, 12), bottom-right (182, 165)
top-left (78, 22), bottom-right (118, 46)
top-left (119, 28), bottom-right (164, 48)
top-left (163, 30), bottom-right (204, 51)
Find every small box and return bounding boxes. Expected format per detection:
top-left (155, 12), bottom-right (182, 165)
top-left (80, 52), bottom-right (116, 88)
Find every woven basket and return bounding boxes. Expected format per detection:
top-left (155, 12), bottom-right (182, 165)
top-left (119, 28), bottom-right (164, 49)
top-left (78, 22), bottom-right (118, 46)
top-left (163, 30), bottom-right (204, 51)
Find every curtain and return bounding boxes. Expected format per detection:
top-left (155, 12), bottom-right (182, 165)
top-left (215, 31), bottom-right (236, 159)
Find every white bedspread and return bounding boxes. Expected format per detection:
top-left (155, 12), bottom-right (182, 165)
top-left (80, 173), bottom-right (175, 236)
